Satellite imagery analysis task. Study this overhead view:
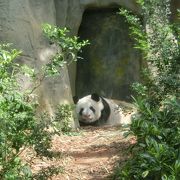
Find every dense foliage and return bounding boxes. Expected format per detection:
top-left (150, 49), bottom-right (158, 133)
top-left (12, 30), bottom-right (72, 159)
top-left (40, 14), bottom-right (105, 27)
top-left (0, 24), bottom-right (88, 179)
top-left (114, 0), bottom-right (180, 179)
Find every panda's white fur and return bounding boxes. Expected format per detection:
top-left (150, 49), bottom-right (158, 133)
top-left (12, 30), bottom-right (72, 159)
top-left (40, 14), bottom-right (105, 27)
top-left (74, 93), bottom-right (125, 126)
top-left (76, 95), bottom-right (103, 123)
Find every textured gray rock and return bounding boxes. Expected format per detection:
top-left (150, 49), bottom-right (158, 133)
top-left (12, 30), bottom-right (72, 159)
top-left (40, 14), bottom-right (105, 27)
top-left (0, 0), bottom-right (77, 127)
top-left (80, 0), bottom-right (139, 12)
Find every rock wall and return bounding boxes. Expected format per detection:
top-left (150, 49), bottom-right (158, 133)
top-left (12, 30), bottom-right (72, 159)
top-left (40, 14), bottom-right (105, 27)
top-left (0, 0), bottom-right (179, 126)
top-left (0, 0), bottom-right (77, 126)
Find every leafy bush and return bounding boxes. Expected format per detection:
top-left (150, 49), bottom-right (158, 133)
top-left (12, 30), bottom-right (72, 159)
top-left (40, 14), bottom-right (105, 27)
top-left (113, 0), bottom-right (180, 179)
top-left (0, 44), bottom-right (37, 178)
top-left (0, 24), bottom-right (89, 179)
top-left (54, 104), bottom-right (73, 134)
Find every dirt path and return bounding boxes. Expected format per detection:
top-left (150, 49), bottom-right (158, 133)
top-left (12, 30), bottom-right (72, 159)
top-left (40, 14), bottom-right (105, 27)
top-left (22, 101), bottom-right (135, 179)
top-left (25, 125), bottom-right (134, 180)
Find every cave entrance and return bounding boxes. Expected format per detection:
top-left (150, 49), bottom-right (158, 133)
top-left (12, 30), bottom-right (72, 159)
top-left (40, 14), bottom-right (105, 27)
top-left (76, 8), bottom-right (141, 101)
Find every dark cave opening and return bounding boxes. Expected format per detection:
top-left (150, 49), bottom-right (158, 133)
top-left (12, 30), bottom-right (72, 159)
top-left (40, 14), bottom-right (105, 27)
top-left (76, 8), bottom-right (142, 101)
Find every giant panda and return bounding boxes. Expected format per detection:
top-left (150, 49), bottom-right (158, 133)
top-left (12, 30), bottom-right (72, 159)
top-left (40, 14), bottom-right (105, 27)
top-left (73, 93), bottom-right (128, 126)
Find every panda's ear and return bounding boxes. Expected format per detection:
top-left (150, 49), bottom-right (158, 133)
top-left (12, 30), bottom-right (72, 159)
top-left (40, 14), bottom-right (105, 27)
top-left (91, 93), bottom-right (100, 102)
top-left (73, 96), bottom-right (79, 104)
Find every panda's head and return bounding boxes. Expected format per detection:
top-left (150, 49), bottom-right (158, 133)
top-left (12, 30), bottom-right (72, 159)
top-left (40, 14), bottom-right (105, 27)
top-left (73, 93), bottom-right (105, 124)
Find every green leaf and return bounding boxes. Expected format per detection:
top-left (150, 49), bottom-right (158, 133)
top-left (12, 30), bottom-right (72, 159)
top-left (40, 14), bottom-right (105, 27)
top-left (142, 170), bottom-right (149, 178)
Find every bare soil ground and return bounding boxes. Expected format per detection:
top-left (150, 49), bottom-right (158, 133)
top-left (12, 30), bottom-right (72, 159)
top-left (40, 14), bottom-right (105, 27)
top-left (22, 125), bottom-right (135, 180)
top-left (53, 126), bottom-right (135, 180)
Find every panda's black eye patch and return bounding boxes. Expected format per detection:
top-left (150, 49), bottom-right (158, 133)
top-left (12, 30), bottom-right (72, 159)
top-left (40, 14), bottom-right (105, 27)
top-left (79, 108), bottom-right (84, 115)
top-left (90, 106), bottom-right (95, 113)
